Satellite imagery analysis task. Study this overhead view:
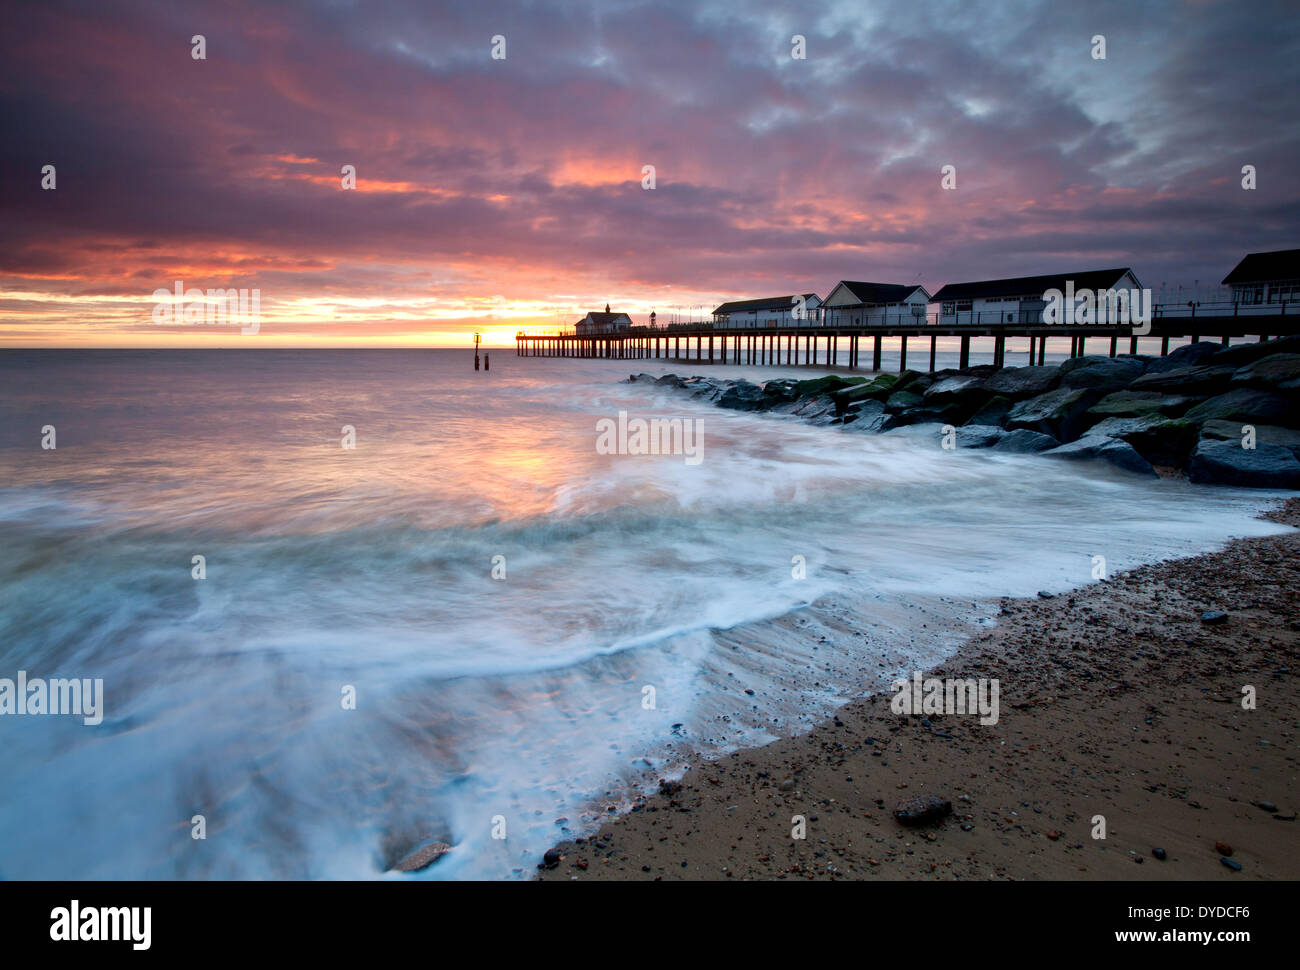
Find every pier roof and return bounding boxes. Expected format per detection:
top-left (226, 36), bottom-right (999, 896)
top-left (931, 268), bottom-right (1134, 302)
top-left (1222, 249), bottom-right (1300, 285)
top-left (712, 294), bottom-right (819, 315)
top-left (830, 282), bottom-right (928, 305)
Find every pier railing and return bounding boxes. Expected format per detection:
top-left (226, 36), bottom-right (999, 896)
top-left (518, 301), bottom-right (1297, 339)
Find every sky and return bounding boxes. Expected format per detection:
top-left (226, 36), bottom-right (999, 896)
top-left (2, 0), bottom-right (1298, 347)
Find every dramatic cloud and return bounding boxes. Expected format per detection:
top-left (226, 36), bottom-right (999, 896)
top-left (1, 0), bottom-right (1296, 345)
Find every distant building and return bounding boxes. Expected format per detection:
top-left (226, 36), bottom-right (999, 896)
top-left (931, 268), bottom-right (1141, 325)
top-left (711, 294), bottom-right (821, 328)
top-left (820, 282), bottom-right (930, 326)
top-left (575, 310), bottom-right (633, 335)
top-left (1222, 249), bottom-right (1300, 305)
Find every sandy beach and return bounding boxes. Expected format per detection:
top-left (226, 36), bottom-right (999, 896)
top-left (539, 497), bottom-right (1300, 881)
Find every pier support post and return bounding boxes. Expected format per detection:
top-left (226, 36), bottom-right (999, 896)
top-left (959, 335), bottom-right (970, 370)
top-left (1038, 336), bottom-right (1046, 366)
top-left (899, 335), bottom-right (908, 372)
top-left (1109, 335), bottom-right (1117, 358)
top-left (1130, 335), bottom-right (1138, 355)
top-left (993, 334), bottom-right (1005, 368)
top-left (929, 334), bottom-right (937, 372)
top-left (1160, 336), bottom-right (1169, 356)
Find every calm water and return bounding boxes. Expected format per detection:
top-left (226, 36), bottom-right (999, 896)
top-left (0, 348), bottom-right (1289, 879)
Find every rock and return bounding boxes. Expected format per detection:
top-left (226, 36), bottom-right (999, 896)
top-left (792, 375), bottom-right (866, 398)
top-left (844, 399), bottom-right (891, 433)
top-left (760, 378), bottom-right (799, 402)
top-left (1042, 435), bottom-right (1156, 476)
top-left (990, 429), bottom-right (1060, 453)
top-left (393, 841), bottom-right (452, 872)
top-left (1231, 353), bottom-right (1300, 393)
top-left (1212, 334), bottom-right (1300, 368)
top-left (966, 394), bottom-right (1014, 427)
top-left (1152, 847), bottom-right (1167, 860)
top-left (894, 794), bottom-right (952, 826)
top-left (1187, 438), bottom-right (1300, 489)
top-left (1006, 387), bottom-right (1102, 442)
top-left (1257, 801), bottom-right (1279, 813)
top-left (1182, 388), bottom-right (1294, 426)
top-left (892, 370), bottom-right (936, 395)
top-left (1129, 363), bottom-right (1237, 395)
top-left (884, 390), bottom-right (926, 413)
top-left (980, 365), bottom-right (1062, 399)
top-left (924, 374), bottom-right (987, 406)
top-left (1222, 857), bottom-right (1243, 872)
top-left (1087, 415), bottom-right (1199, 467)
top-left (1059, 356), bottom-right (1147, 390)
top-left (955, 425), bottom-right (1006, 449)
top-left (833, 374), bottom-right (898, 411)
top-left (629, 373), bottom-right (658, 384)
top-left (1200, 420), bottom-right (1300, 459)
top-left (716, 380), bottom-right (765, 411)
top-left (1201, 611), bottom-right (1228, 624)
top-left (1086, 390), bottom-right (1198, 422)
top-left (1146, 340), bottom-right (1223, 371)
top-left (1045, 830), bottom-right (1062, 841)
top-left (654, 374), bottom-right (685, 387)
top-left (541, 847), bottom-right (562, 869)
top-left (789, 395), bottom-right (837, 420)
top-left (1214, 841), bottom-right (1233, 856)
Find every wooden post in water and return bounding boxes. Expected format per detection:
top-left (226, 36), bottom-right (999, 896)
top-left (873, 335), bottom-right (882, 371)
top-left (474, 331), bottom-right (481, 370)
top-left (929, 334), bottom-right (937, 372)
top-left (899, 335), bottom-right (908, 372)
top-left (959, 335), bottom-right (970, 370)
top-left (1109, 335), bottom-right (1118, 358)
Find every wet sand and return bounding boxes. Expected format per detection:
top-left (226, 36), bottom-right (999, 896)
top-left (538, 498), bottom-right (1300, 881)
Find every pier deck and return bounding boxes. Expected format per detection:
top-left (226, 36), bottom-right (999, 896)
top-left (516, 305), bottom-right (1299, 371)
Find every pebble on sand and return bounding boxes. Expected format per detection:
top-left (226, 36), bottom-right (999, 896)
top-left (894, 795), bottom-right (952, 826)
top-left (393, 841), bottom-right (452, 872)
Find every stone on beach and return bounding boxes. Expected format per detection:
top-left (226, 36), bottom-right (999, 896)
top-left (894, 794), bottom-right (953, 826)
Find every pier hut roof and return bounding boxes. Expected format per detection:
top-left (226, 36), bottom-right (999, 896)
top-left (712, 294), bottom-right (819, 315)
top-left (576, 311), bottom-right (632, 325)
top-left (931, 268), bottom-right (1136, 302)
top-left (828, 282), bottom-right (928, 305)
top-left (1222, 249), bottom-right (1300, 285)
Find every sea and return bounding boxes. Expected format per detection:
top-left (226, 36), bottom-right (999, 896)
top-left (0, 346), bottom-right (1290, 879)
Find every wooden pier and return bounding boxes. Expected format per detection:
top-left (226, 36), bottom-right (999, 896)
top-left (516, 306), bottom-right (1300, 372)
